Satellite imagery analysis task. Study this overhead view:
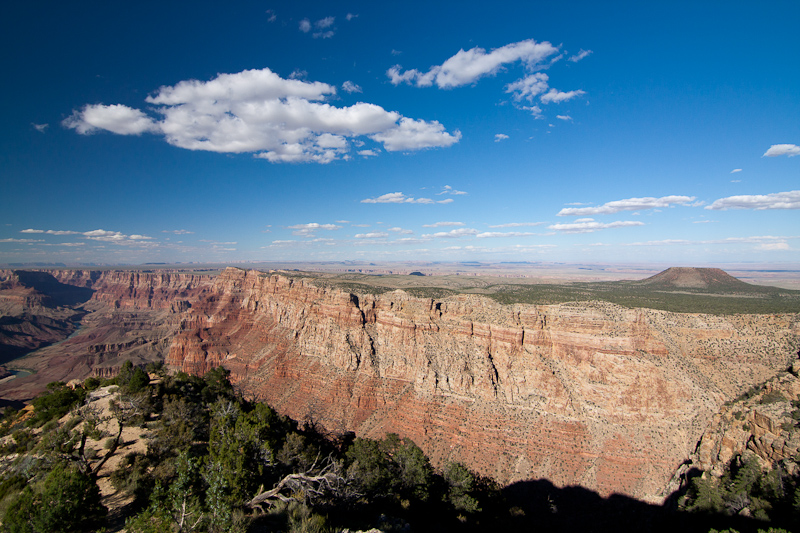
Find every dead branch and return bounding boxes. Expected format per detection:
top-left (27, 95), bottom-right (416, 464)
top-left (245, 456), bottom-right (357, 511)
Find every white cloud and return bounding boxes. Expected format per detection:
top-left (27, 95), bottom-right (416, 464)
top-left (624, 235), bottom-right (797, 247)
top-left (437, 185), bottom-right (467, 196)
top-left (388, 227), bottom-right (413, 234)
top-left (342, 81), bottom-right (362, 93)
top-left (0, 238), bottom-right (44, 243)
top-left (64, 68), bottom-right (459, 162)
top-left (763, 144), bottom-right (800, 157)
top-left (315, 16), bottom-right (334, 29)
top-left (32, 123), bottom-right (48, 133)
top-left (548, 219), bottom-right (645, 233)
top-left (506, 73), bottom-right (550, 102)
top-left (421, 228), bottom-right (480, 238)
top-left (63, 104), bottom-right (158, 135)
top-left (388, 39), bottom-right (559, 89)
top-left (488, 222), bottom-right (545, 228)
top-left (494, 133), bottom-right (509, 142)
top-left (360, 192), bottom-right (452, 204)
top-left (163, 229), bottom-right (194, 234)
top-left (287, 223), bottom-right (341, 230)
top-left (355, 232), bottom-right (389, 239)
top-left (422, 221), bottom-right (464, 228)
top-left (758, 242), bottom-right (790, 251)
top-left (705, 190), bottom-right (800, 210)
top-left (568, 49), bottom-right (593, 62)
top-left (730, 168), bottom-right (742, 173)
top-left (314, 30), bottom-right (334, 39)
top-left (476, 231), bottom-right (536, 238)
top-left (299, 19), bottom-right (311, 32)
top-left (540, 88), bottom-right (586, 104)
top-left (20, 229), bottom-right (44, 233)
top-left (266, 10), bottom-right (276, 22)
top-left (346, 13), bottom-right (358, 21)
top-left (358, 149), bottom-right (378, 157)
top-left (557, 195), bottom-right (696, 216)
top-left (556, 115), bottom-right (572, 121)
top-left (370, 117), bottom-right (461, 151)
top-left (523, 105), bottom-right (544, 118)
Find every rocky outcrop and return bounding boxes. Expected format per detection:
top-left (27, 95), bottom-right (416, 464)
top-left (165, 268), bottom-right (800, 503)
top-left (691, 364), bottom-right (800, 477)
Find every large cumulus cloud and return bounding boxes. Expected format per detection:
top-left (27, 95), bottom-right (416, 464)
top-left (64, 68), bottom-right (460, 163)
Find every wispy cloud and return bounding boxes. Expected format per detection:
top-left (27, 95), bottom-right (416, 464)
top-left (763, 144), bottom-right (800, 157)
top-left (540, 88), bottom-right (586, 104)
top-left (624, 235), bottom-right (796, 247)
top-left (32, 123), bottom-right (48, 133)
top-left (494, 133), bottom-right (509, 142)
top-left (557, 195), bottom-right (696, 216)
top-left (64, 68), bottom-right (460, 163)
top-left (488, 222), bottom-right (545, 228)
top-left (20, 228), bottom-right (154, 245)
top-left (730, 168), bottom-right (742, 173)
top-left (548, 219), bottom-right (645, 233)
top-left (568, 49), bottom-right (593, 62)
top-left (162, 229), bottom-right (194, 235)
top-left (355, 232), bottom-right (389, 239)
top-left (287, 222), bottom-right (341, 237)
top-left (361, 192), bottom-right (453, 204)
top-left (422, 221), bottom-right (464, 228)
top-left (387, 39), bottom-right (559, 89)
top-left (342, 81), bottom-right (362, 93)
top-left (437, 185), bottom-right (467, 196)
top-left (476, 231), bottom-right (536, 238)
top-left (421, 228), bottom-right (480, 238)
top-left (705, 190), bottom-right (800, 210)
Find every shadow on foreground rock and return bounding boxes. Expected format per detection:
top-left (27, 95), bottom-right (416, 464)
top-left (498, 478), bottom-right (780, 533)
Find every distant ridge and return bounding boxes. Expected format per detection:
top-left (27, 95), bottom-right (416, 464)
top-left (634, 267), bottom-right (753, 291)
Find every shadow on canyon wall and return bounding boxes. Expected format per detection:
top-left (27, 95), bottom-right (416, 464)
top-left (0, 271), bottom-right (94, 364)
top-left (12, 270), bottom-right (94, 308)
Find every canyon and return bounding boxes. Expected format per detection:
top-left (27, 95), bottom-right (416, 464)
top-left (1, 267), bottom-right (798, 504)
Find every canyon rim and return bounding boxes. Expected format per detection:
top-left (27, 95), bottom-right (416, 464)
top-left (1, 266), bottom-right (799, 505)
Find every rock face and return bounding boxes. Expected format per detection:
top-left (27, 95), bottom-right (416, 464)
top-left (692, 365), bottom-right (800, 476)
top-left (0, 270), bottom-right (214, 398)
top-left (0, 270), bottom-right (93, 361)
top-left (163, 268), bottom-right (799, 503)
top-left (2, 266), bottom-right (798, 504)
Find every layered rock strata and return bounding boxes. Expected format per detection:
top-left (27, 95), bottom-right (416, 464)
top-left (164, 268), bottom-right (800, 503)
top-left (0, 270), bottom-right (214, 397)
top-left (2, 266), bottom-right (798, 503)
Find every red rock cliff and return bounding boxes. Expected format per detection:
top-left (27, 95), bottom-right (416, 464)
top-left (166, 268), bottom-right (800, 503)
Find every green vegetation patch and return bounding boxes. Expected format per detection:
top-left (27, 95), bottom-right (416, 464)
top-left (486, 282), bottom-right (800, 314)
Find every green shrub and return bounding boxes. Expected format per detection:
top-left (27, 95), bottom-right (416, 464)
top-left (1, 462), bottom-right (106, 532)
top-left (760, 390), bottom-right (788, 404)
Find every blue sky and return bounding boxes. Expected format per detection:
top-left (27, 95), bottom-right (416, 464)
top-left (1, 0), bottom-right (798, 266)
